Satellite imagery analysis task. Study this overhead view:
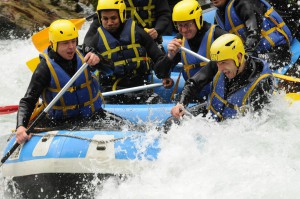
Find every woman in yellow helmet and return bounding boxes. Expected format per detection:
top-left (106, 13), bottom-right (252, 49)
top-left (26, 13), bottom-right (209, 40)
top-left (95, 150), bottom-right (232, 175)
top-left (170, 34), bottom-right (274, 122)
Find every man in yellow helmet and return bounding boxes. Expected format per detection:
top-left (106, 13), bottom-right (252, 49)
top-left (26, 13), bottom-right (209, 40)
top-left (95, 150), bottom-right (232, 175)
top-left (170, 34), bottom-right (274, 121)
top-left (83, 0), bottom-right (173, 104)
top-left (156, 0), bottom-right (228, 102)
top-left (85, 0), bottom-right (171, 51)
top-left (16, 19), bottom-right (126, 144)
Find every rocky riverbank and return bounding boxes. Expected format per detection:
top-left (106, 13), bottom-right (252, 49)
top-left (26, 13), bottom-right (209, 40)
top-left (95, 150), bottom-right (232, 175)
top-left (0, 0), bottom-right (97, 39)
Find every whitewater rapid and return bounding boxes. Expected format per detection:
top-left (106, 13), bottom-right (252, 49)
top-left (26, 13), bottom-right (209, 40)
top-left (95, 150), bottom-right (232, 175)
top-left (1, 22), bottom-right (300, 199)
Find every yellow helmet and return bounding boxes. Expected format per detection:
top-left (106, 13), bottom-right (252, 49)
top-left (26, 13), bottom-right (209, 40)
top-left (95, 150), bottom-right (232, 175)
top-left (49, 19), bottom-right (78, 52)
top-left (172, 0), bottom-right (203, 30)
top-left (210, 34), bottom-right (245, 67)
top-left (97, 0), bottom-right (126, 23)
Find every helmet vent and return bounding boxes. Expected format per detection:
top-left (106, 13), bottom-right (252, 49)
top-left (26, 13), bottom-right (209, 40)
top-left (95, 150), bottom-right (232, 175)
top-left (225, 40), bottom-right (234, 46)
top-left (60, 31), bottom-right (63, 34)
top-left (189, 10), bottom-right (194, 15)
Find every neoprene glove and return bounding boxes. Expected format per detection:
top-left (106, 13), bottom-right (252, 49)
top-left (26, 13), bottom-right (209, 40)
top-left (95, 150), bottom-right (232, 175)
top-left (245, 30), bottom-right (260, 52)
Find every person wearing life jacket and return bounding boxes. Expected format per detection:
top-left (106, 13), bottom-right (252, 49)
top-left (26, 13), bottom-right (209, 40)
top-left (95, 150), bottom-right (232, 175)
top-left (124, 0), bottom-right (171, 51)
top-left (84, 0), bottom-right (171, 52)
top-left (211, 0), bottom-right (293, 70)
top-left (83, 0), bottom-right (173, 103)
top-left (268, 0), bottom-right (300, 40)
top-left (170, 34), bottom-right (274, 122)
top-left (15, 19), bottom-right (125, 144)
top-left (156, 0), bottom-right (228, 102)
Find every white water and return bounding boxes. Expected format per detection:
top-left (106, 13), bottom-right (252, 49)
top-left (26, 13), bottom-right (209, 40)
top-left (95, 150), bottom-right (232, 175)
top-left (1, 23), bottom-right (300, 198)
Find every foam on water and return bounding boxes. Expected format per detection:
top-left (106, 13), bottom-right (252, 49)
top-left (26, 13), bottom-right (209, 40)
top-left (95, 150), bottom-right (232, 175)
top-left (97, 96), bottom-right (300, 199)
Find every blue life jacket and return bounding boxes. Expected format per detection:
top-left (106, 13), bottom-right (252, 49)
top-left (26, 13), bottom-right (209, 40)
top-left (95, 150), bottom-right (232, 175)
top-left (181, 24), bottom-right (218, 99)
top-left (96, 19), bottom-right (151, 87)
top-left (215, 0), bottom-right (292, 53)
top-left (125, 0), bottom-right (157, 28)
top-left (208, 58), bottom-right (272, 121)
top-left (41, 49), bottom-right (102, 119)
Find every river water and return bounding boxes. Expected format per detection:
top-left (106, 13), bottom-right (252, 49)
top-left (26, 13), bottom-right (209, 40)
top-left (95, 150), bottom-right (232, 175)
top-left (1, 21), bottom-right (300, 199)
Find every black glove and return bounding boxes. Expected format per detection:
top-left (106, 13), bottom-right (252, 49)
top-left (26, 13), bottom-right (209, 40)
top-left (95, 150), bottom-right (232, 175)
top-left (245, 30), bottom-right (260, 53)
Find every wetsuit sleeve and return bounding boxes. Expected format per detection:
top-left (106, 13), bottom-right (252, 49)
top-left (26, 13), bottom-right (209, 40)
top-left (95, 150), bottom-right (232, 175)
top-left (17, 59), bottom-right (51, 128)
top-left (137, 26), bottom-right (171, 78)
top-left (213, 25), bottom-right (229, 38)
top-left (152, 55), bottom-right (173, 79)
top-left (179, 61), bottom-right (218, 106)
top-left (154, 0), bottom-right (171, 35)
top-left (77, 45), bottom-right (114, 72)
top-left (235, 0), bottom-right (265, 50)
top-left (249, 76), bottom-right (273, 112)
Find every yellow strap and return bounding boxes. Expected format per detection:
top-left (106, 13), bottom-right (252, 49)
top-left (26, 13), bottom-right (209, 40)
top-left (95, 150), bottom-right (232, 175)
top-left (206, 24), bottom-right (216, 59)
top-left (127, 0), bottom-right (155, 27)
top-left (264, 7), bottom-right (290, 45)
top-left (98, 27), bottom-right (112, 59)
top-left (29, 101), bottom-right (45, 122)
top-left (181, 38), bottom-right (188, 65)
top-left (114, 56), bottom-right (150, 66)
top-left (51, 92), bottom-right (100, 111)
top-left (242, 73), bottom-right (271, 107)
top-left (227, 0), bottom-right (245, 40)
top-left (112, 77), bottom-right (123, 91)
top-left (43, 53), bottom-right (67, 116)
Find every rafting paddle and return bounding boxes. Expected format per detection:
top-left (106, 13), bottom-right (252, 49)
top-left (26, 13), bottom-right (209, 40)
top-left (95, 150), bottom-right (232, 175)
top-left (0, 62), bottom-right (89, 166)
top-left (180, 46), bottom-right (300, 83)
top-left (32, 13), bottom-right (96, 53)
top-left (0, 105), bottom-right (19, 115)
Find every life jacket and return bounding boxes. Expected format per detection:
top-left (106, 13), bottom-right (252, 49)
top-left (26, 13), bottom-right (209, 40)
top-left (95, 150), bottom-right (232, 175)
top-left (125, 0), bottom-right (156, 29)
top-left (207, 58), bottom-right (272, 121)
top-left (180, 24), bottom-right (217, 99)
top-left (215, 0), bottom-right (292, 53)
top-left (41, 49), bottom-right (102, 119)
top-left (96, 19), bottom-right (151, 88)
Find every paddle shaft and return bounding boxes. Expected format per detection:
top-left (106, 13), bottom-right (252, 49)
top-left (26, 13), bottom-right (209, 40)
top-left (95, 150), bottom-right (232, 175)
top-left (102, 83), bottom-right (163, 97)
top-left (181, 46), bottom-right (300, 83)
top-left (0, 63), bottom-right (89, 166)
top-left (0, 82), bottom-right (164, 115)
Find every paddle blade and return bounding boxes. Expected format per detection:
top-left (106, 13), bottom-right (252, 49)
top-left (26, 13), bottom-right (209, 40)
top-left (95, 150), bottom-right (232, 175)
top-left (70, 18), bottom-right (86, 30)
top-left (32, 18), bottom-right (87, 53)
top-left (273, 73), bottom-right (300, 83)
top-left (26, 57), bottom-right (40, 72)
top-left (0, 105), bottom-right (18, 115)
top-left (285, 93), bottom-right (300, 102)
top-left (32, 27), bottom-right (50, 53)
